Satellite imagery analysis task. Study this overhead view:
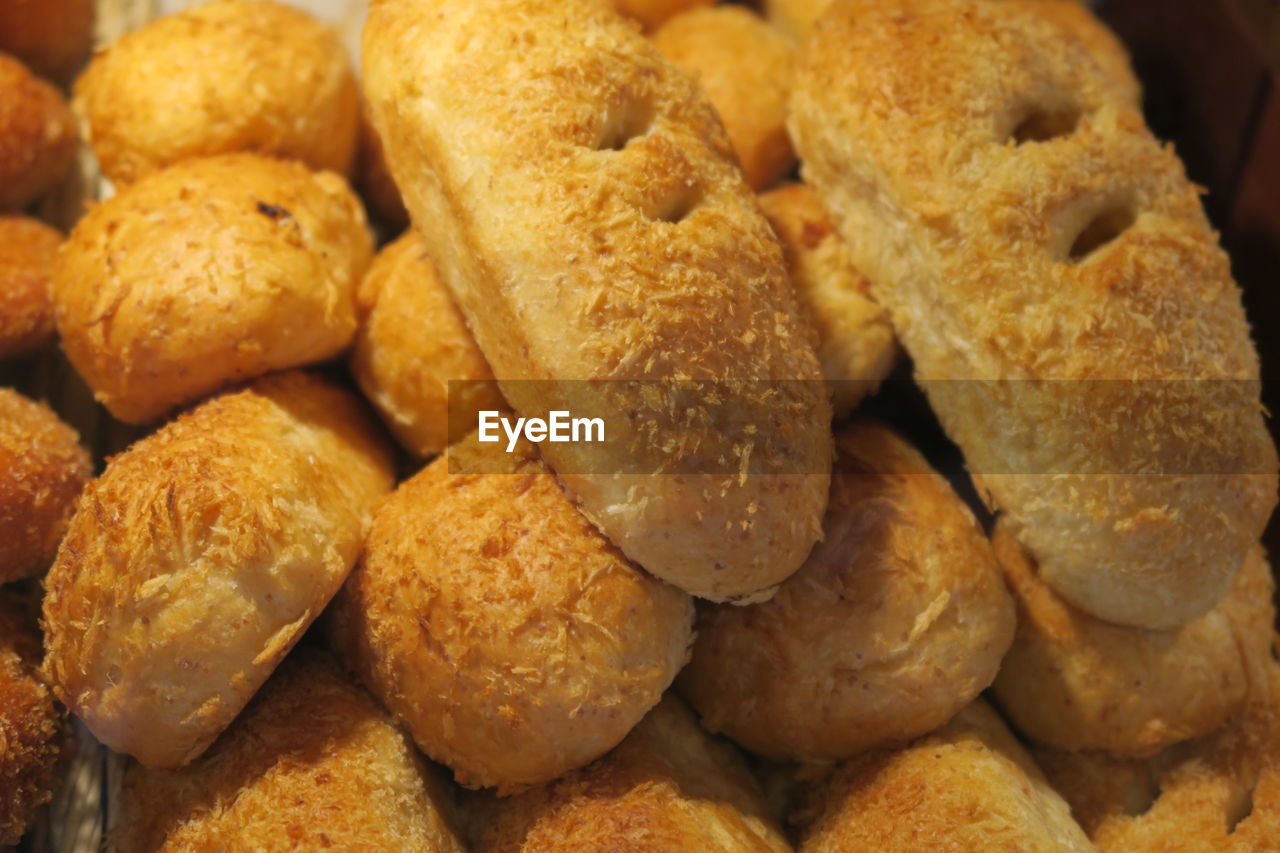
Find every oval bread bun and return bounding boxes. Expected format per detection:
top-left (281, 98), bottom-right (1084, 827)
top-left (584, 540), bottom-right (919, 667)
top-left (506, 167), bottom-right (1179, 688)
top-left (0, 53), bottom-right (76, 211)
top-left (993, 527), bottom-right (1275, 756)
top-left (43, 371), bottom-right (394, 768)
top-left (0, 388), bottom-right (90, 582)
top-left (112, 649), bottom-right (465, 853)
top-left (350, 230), bottom-right (503, 458)
top-left (652, 6), bottom-right (795, 191)
top-left (0, 591), bottom-right (62, 847)
top-left (469, 695), bottom-right (791, 852)
top-left (73, 0), bottom-right (358, 185)
top-left (758, 183), bottom-right (896, 418)
top-left (795, 700), bottom-right (1094, 852)
top-left (53, 153), bottom-right (372, 424)
top-left (0, 0), bottom-right (93, 84)
top-left (679, 420), bottom-right (1015, 761)
top-left (330, 431), bottom-right (694, 793)
top-left (0, 216), bottom-right (60, 358)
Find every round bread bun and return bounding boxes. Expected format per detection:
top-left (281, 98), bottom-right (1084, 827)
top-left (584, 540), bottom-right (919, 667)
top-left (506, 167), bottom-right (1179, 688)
top-left (329, 431), bottom-right (694, 793)
top-left (0, 52), bottom-right (76, 211)
top-left (112, 649), bottom-right (465, 852)
top-left (350, 230), bottom-right (503, 458)
top-left (992, 527), bottom-right (1275, 757)
top-left (73, 0), bottom-right (358, 185)
top-left (0, 0), bottom-right (94, 84)
top-left (53, 153), bottom-right (372, 424)
top-left (43, 371), bottom-right (394, 768)
top-left (0, 388), bottom-right (90, 582)
top-left (758, 183), bottom-right (896, 418)
top-left (652, 6), bottom-right (795, 191)
top-left (469, 695), bottom-right (791, 852)
top-left (0, 591), bottom-right (62, 847)
top-left (678, 420), bottom-right (1014, 761)
top-left (0, 216), bottom-right (60, 358)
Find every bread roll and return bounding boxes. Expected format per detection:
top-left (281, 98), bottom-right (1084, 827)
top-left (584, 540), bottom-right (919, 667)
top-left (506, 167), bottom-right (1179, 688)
top-left (790, 0), bottom-right (1277, 628)
top-left (1037, 659), bottom-right (1280, 851)
top-left (758, 184), bottom-right (896, 417)
top-left (53, 153), bottom-right (372, 424)
top-left (0, 53), bottom-right (76, 211)
top-left (43, 371), bottom-right (393, 768)
top-left (652, 6), bottom-right (796, 190)
top-left (0, 0), bottom-right (93, 84)
top-left (0, 388), bottom-right (90, 582)
top-left (794, 701), bottom-right (1094, 852)
top-left (992, 525), bottom-right (1275, 756)
top-left (0, 216), bottom-right (59, 358)
top-left (680, 421), bottom-right (1013, 761)
top-left (111, 650), bottom-right (465, 853)
top-left (612, 0), bottom-right (713, 31)
top-left (364, 0), bottom-right (832, 603)
top-left (469, 695), bottom-right (791, 852)
top-left (331, 431), bottom-right (693, 792)
top-left (74, 0), bottom-right (358, 185)
top-left (350, 230), bottom-right (503, 458)
top-left (0, 591), bottom-right (62, 847)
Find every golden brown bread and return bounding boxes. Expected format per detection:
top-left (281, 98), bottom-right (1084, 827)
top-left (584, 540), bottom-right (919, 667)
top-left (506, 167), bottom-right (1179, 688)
top-left (992, 525), bottom-right (1275, 757)
top-left (43, 371), bottom-right (394, 768)
top-left (1038, 657), bottom-right (1280, 851)
top-left (0, 216), bottom-right (60, 358)
top-left (53, 153), bottom-right (372, 424)
top-left (0, 0), bottom-right (93, 84)
top-left (758, 183), bottom-right (896, 417)
top-left (679, 420), bottom-right (1014, 761)
top-left (652, 6), bottom-right (796, 191)
top-left (761, 0), bottom-right (831, 42)
top-left (350, 230), bottom-right (503, 458)
top-left (612, 0), bottom-right (713, 30)
top-left (469, 694), bottom-right (792, 852)
top-left (110, 649), bottom-right (465, 853)
top-left (0, 388), bottom-right (90, 582)
top-left (794, 700), bottom-right (1095, 852)
top-left (0, 591), bottom-right (62, 847)
top-left (0, 52), bottom-right (76, 211)
top-left (74, 0), bottom-right (358, 185)
top-left (790, 0), bottom-right (1277, 628)
top-left (330, 431), bottom-right (693, 793)
top-left (363, 0), bottom-right (832, 603)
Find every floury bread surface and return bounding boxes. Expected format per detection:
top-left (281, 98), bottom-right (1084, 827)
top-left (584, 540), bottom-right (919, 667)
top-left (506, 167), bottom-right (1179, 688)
top-left (362, 0), bottom-right (832, 603)
top-left (790, 0), bottom-right (1277, 627)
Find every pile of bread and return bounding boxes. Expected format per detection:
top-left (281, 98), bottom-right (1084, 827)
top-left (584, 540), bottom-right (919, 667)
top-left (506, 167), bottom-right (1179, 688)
top-left (1, 0), bottom-right (1276, 849)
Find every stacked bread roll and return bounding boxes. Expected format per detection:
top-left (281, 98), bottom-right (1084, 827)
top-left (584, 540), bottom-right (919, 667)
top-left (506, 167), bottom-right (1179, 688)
top-left (0, 0), bottom-right (1271, 849)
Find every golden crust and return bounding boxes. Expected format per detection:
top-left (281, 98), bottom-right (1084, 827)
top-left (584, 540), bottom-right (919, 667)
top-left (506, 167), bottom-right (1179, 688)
top-left (679, 421), bottom-right (1013, 761)
top-left (0, 52), bottom-right (76, 211)
top-left (612, 0), bottom-right (713, 31)
top-left (470, 695), bottom-right (791, 852)
top-left (110, 649), bottom-right (465, 853)
top-left (74, 0), bottom-right (358, 185)
top-left (350, 230), bottom-right (503, 458)
top-left (790, 0), bottom-right (1277, 628)
top-left (0, 591), bottom-right (62, 847)
top-left (330, 431), bottom-right (693, 793)
top-left (1038, 657), bottom-right (1280, 851)
top-left (0, 216), bottom-right (60, 358)
top-left (0, 0), bottom-right (93, 84)
top-left (53, 153), bottom-right (373, 424)
top-left (992, 525), bottom-right (1274, 757)
top-left (652, 6), bottom-right (796, 191)
top-left (758, 184), bottom-right (896, 417)
top-left (795, 700), bottom-right (1094, 852)
top-left (363, 0), bottom-right (832, 603)
top-left (43, 371), bottom-right (394, 768)
top-left (0, 388), bottom-right (90, 583)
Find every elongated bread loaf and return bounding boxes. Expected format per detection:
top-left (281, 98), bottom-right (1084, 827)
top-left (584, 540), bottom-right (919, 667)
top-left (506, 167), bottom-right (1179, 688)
top-left (363, 0), bottom-right (832, 602)
top-left (790, 0), bottom-right (1277, 627)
